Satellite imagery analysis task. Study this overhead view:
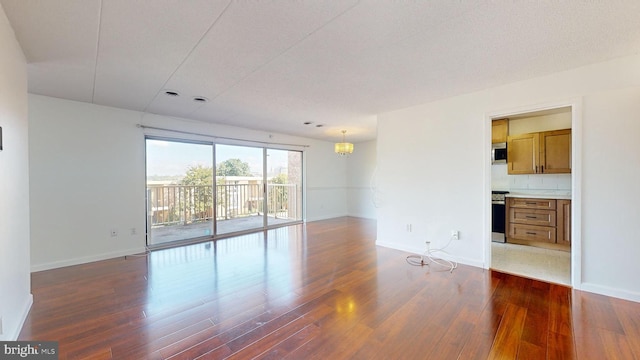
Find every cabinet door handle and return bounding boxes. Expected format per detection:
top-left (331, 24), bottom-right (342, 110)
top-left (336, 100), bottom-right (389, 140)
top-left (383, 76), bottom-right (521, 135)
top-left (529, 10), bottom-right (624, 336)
top-left (526, 232), bottom-right (537, 235)
top-left (525, 202), bottom-right (537, 205)
top-left (541, 165), bottom-right (544, 173)
top-left (535, 166), bottom-right (538, 173)
top-left (525, 216), bottom-right (537, 219)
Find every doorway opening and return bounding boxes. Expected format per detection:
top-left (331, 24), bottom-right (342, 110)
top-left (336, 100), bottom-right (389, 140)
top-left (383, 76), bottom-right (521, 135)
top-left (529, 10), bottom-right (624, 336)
top-left (488, 104), bottom-right (579, 286)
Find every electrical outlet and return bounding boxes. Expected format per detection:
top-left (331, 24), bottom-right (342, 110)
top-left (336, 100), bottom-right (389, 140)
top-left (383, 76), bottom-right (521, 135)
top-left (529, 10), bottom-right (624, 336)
top-left (451, 230), bottom-right (460, 240)
top-left (406, 224), bottom-right (412, 232)
top-left (110, 229), bottom-right (118, 237)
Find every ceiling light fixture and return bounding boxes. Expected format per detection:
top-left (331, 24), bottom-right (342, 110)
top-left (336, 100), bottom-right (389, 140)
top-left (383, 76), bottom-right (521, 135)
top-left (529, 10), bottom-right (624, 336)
top-left (334, 130), bottom-right (354, 156)
top-left (164, 90), bottom-right (180, 96)
top-left (193, 96), bottom-right (208, 103)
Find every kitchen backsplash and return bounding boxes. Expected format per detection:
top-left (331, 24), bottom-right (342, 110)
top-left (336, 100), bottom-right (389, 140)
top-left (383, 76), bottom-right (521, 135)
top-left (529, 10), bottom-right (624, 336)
top-left (491, 164), bottom-right (571, 191)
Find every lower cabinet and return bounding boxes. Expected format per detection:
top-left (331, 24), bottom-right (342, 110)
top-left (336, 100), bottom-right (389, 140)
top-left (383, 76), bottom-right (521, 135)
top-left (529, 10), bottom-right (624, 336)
top-left (507, 197), bottom-right (570, 247)
top-left (556, 200), bottom-right (571, 246)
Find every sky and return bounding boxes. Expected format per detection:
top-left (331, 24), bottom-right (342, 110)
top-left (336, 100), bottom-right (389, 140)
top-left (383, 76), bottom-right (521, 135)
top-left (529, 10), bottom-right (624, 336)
top-left (146, 139), bottom-right (290, 178)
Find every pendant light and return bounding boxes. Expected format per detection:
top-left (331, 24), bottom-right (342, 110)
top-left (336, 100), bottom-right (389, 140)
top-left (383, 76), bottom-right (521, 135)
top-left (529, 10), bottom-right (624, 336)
top-left (334, 130), bottom-right (354, 156)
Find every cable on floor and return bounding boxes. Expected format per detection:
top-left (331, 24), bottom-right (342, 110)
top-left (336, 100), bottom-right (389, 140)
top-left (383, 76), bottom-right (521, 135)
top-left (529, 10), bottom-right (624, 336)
top-left (405, 238), bottom-right (458, 272)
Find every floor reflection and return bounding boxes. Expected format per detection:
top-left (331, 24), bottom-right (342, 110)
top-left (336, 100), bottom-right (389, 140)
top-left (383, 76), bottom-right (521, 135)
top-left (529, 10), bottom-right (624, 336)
top-left (145, 226), bottom-right (304, 315)
top-left (149, 216), bottom-right (296, 245)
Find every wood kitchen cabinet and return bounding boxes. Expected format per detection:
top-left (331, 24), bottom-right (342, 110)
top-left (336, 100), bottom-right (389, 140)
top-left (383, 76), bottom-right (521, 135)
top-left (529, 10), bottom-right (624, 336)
top-left (492, 119), bottom-right (509, 143)
top-left (507, 132), bottom-right (538, 174)
top-left (507, 129), bottom-right (571, 174)
top-left (540, 129), bottom-right (572, 174)
top-left (556, 199), bottom-right (571, 246)
top-left (506, 197), bottom-right (571, 248)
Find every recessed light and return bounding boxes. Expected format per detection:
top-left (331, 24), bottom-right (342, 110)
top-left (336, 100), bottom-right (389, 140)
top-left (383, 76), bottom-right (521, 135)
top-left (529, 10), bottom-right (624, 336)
top-left (164, 90), bottom-right (180, 96)
top-left (303, 121), bottom-right (313, 125)
top-left (316, 124), bottom-right (324, 127)
top-left (193, 96), bottom-right (208, 103)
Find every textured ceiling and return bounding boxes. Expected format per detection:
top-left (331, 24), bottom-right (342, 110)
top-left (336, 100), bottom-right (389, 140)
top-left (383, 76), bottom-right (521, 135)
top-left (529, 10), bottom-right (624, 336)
top-left (2, 0), bottom-right (640, 142)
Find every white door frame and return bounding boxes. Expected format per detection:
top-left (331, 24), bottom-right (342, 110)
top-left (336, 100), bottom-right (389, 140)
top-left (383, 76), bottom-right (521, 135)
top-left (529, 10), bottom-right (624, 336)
top-left (484, 97), bottom-right (583, 289)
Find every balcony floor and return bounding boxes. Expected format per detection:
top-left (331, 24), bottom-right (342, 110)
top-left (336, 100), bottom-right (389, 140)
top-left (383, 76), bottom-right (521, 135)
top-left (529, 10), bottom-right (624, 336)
top-left (149, 215), bottom-right (295, 245)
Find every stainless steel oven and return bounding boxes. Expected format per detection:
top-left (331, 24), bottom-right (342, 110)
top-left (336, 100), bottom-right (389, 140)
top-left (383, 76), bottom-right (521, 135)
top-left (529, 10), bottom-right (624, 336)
top-left (491, 191), bottom-right (508, 242)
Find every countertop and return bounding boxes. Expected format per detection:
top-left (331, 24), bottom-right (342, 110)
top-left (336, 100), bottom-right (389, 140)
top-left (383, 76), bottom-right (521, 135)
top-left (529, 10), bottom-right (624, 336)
top-left (505, 191), bottom-right (571, 200)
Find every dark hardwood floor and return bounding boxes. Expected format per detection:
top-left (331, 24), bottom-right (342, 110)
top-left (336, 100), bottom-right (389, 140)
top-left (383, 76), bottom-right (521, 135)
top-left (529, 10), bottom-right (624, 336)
top-left (20, 217), bottom-right (640, 359)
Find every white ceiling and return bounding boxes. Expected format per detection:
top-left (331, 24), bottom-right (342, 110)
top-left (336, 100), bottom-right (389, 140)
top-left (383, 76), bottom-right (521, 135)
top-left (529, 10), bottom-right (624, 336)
top-left (2, 1), bottom-right (639, 142)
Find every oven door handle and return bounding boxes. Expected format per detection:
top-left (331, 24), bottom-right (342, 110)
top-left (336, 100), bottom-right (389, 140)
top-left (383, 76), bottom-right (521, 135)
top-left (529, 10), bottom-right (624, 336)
top-left (492, 200), bottom-right (505, 205)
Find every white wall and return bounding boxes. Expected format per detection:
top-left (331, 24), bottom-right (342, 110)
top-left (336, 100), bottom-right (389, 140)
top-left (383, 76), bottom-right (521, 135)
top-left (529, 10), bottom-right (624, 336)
top-left (377, 91), bottom-right (487, 267)
top-left (580, 86), bottom-right (640, 297)
top-left (29, 96), bottom-right (147, 270)
top-left (303, 137), bottom-right (349, 222)
top-left (28, 95), bottom-right (349, 271)
top-left (377, 54), bottom-right (640, 302)
top-left (0, 4), bottom-right (32, 340)
top-left (347, 140), bottom-right (377, 219)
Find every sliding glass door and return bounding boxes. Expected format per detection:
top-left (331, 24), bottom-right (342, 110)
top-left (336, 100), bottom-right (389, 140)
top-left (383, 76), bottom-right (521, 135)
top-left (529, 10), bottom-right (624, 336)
top-left (146, 137), bottom-right (303, 246)
top-left (267, 149), bottom-right (302, 227)
top-left (215, 144), bottom-right (264, 235)
top-left (146, 139), bottom-right (214, 246)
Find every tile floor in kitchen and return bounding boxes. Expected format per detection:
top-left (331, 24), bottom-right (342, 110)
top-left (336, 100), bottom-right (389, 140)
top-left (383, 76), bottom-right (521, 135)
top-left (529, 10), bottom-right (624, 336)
top-left (491, 242), bottom-right (571, 286)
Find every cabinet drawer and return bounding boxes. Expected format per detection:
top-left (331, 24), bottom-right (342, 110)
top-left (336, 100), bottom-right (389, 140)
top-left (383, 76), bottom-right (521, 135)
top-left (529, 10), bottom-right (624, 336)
top-left (508, 223), bottom-right (556, 243)
top-left (509, 208), bottom-right (556, 227)
top-left (509, 198), bottom-right (556, 210)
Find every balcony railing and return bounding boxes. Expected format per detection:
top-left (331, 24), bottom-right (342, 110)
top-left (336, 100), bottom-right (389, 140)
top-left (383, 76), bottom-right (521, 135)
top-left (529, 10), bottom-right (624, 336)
top-left (147, 183), bottom-right (297, 227)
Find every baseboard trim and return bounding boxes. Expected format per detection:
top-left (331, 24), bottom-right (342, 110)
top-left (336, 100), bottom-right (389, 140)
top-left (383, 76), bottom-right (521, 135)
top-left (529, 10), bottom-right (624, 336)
top-left (305, 213), bottom-right (349, 222)
top-left (4, 294), bottom-right (33, 341)
top-left (346, 213), bottom-right (376, 220)
top-left (375, 240), bottom-right (484, 269)
top-left (30, 247), bottom-right (147, 272)
top-left (580, 282), bottom-right (640, 303)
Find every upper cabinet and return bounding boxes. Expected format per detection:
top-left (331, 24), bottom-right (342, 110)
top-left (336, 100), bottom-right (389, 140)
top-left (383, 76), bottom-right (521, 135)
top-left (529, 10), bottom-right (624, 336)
top-left (507, 129), bottom-right (571, 174)
top-left (492, 119), bottom-right (509, 143)
top-left (507, 132), bottom-right (539, 174)
top-left (540, 129), bottom-right (572, 174)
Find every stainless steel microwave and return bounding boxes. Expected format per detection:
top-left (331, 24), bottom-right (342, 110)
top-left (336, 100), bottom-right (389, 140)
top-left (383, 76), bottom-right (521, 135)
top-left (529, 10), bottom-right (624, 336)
top-left (492, 142), bottom-right (507, 164)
